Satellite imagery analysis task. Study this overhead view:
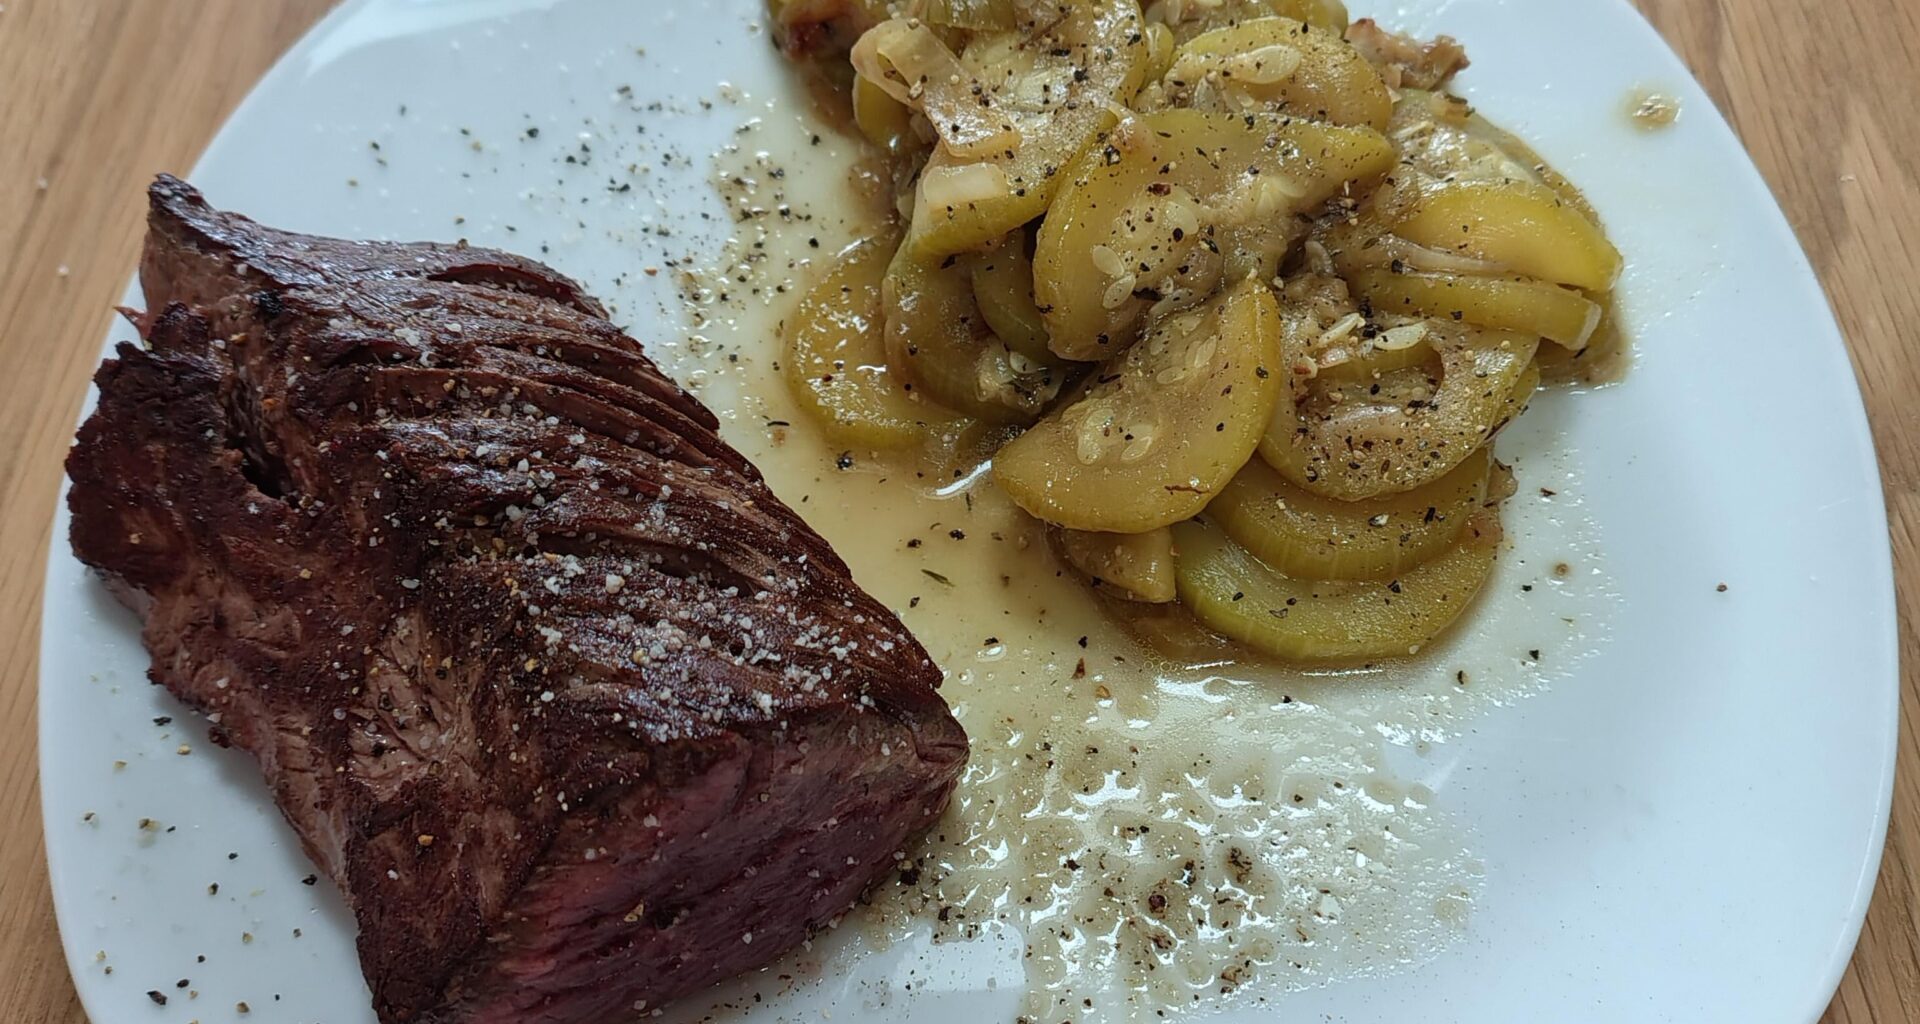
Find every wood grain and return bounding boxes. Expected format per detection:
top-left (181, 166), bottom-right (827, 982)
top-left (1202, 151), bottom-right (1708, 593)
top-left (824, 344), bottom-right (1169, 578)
top-left (0, 1), bottom-right (1911, 1021)
top-left (0, 3), bottom-right (337, 1022)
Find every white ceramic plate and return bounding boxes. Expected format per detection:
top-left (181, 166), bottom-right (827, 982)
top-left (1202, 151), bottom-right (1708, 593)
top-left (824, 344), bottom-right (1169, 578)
top-left (40, 1), bottom-right (1896, 1021)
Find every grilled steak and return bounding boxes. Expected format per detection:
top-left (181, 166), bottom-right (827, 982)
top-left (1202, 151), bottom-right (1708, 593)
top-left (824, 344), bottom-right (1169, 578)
top-left (66, 176), bottom-right (967, 1024)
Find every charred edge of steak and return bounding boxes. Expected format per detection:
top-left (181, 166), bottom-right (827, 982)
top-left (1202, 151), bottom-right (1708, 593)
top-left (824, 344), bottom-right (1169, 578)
top-left (66, 177), bottom-right (968, 1024)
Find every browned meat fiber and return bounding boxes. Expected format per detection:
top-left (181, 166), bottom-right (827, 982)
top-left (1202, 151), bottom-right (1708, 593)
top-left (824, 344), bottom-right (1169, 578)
top-left (66, 176), bottom-right (968, 1024)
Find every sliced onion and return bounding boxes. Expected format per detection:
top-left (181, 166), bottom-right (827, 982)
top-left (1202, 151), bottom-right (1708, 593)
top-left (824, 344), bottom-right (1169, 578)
top-left (1342, 233), bottom-right (1508, 276)
top-left (849, 21), bottom-right (932, 107)
top-left (850, 19), bottom-right (1017, 159)
top-left (915, 161), bottom-right (1013, 223)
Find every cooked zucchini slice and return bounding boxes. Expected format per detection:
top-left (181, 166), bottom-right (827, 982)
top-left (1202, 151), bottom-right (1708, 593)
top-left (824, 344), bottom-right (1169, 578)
top-left (785, 235), bottom-right (946, 448)
top-left (968, 231), bottom-right (1053, 364)
top-left (1209, 446), bottom-right (1489, 580)
top-left (994, 277), bottom-right (1284, 532)
top-left (1172, 511), bottom-right (1499, 663)
top-left (1054, 527), bottom-right (1179, 603)
top-left (852, 72), bottom-right (916, 154)
top-left (1151, 17), bottom-right (1390, 131)
top-left (883, 244), bottom-right (1067, 424)
top-left (1160, 0), bottom-right (1349, 39)
top-left (1348, 269), bottom-right (1603, 351)
top-left (1392, 179), bottom-right (1622, 292)
top-left (854, 0), bottom-right (1150, 257)
top-left (1259, 317), bottom-right (1537, 500)
top-left (1036, 109), bottom-right (1393, 359)
top-left (920, 0), bottom-right (1018, 31)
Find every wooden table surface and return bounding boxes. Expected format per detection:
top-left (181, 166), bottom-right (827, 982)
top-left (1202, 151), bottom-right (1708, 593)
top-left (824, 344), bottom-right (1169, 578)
top-left (1, 1), bottom-right (1914, 1020)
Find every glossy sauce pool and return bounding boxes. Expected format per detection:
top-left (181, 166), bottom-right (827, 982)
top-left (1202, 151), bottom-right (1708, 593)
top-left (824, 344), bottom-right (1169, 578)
top-left (656, 85), bottom-right (1614, 1023)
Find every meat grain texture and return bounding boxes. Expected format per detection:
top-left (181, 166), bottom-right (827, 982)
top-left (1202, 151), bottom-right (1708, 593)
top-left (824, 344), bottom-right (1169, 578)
top-left (66, 176), bottom-right (968, 1024)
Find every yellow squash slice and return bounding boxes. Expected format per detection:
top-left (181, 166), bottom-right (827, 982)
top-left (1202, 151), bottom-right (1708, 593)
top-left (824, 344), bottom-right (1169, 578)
top-left (1142, 21), bottom-right (1179, 83)
top-left (968, 232), bottom-right (1053, 364)
top-left (1153, 17), bottom-right (1391, 131)
top-left (1209, 446), bottom-right (1489, 579)
top-left (1390, 87), bottom-right (1602, 222)
top-left (784, 235), bottom-right (946, 448)
top-left (920, 0), bottom-right (1018, 31)
top-left (1054, 527), bottom-right (1179, 603)
top-left (883, 244), bottom-right (1067, 424)
top-left (851, 73), bottom-right (916, 154)
top-left (1036, 109), bottom-right (1394, 359)
top-left (1349, 268), bottom-right (1603, 351)
top-left (854, 0), bottom-right (1150, 257)
top-left (1162, 0), bottom-right (1349, 39)
top-left (995, 277), bottom-right (1284, 532)
top-left (1171, 512), bottom-right (1499, 663)
top-left (1259, 317), bottom-right (1537, 500)
top-left (1392, 179), bottom-right (1623, 292)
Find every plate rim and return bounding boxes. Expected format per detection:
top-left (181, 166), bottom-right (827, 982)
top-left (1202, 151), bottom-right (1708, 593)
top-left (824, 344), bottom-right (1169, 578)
top-left (1601, 4), bottom-right (1900, 1016)
top-left (35, 0), bottom-right (1902, 1020)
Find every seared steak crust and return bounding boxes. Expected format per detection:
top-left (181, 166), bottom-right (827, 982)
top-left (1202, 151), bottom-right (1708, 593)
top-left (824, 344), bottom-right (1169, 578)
top-left (67, 176), bottom-right (967, 1024)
